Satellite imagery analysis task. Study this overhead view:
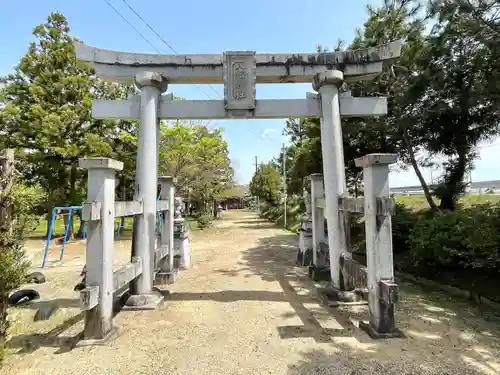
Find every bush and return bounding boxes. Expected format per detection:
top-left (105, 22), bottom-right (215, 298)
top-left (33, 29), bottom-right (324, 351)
top-left (408, 203), bottom-right (500, 269)
top-left (391, 203), bottom-right (430, 254)
top-left (349, 203), bottom-right (425, 255)
top-left (259, 195), bottom-right (304, 232)
top-left (195, 214), bottom-right (213, 230)
top-left (0, 182), bottom-right (41, 363)
top-left (262, 203), bottom-right (282, 222)
top-left (10, 183), bottom-right (46, 219)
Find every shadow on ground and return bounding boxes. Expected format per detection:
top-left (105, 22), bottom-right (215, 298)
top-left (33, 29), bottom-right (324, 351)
top-left (8, 212), bottom-right (500, 374)
top-left (232, 216), bottom-right (286, 230)
top-left (286, 348), bottom-right (489, 375)
top-left (6, 290), bottom-right (130, 356)
top-left (211, 219), bottom-right (500, 374)
top-left (212, 232), bottom-right (370, 344)
top-left (6, 312), bottom-right (84, 355)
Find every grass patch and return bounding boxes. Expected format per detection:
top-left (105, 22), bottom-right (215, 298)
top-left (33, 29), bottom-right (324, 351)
top-left (395, 193), bottom-right (500, 211)
top-left (29, 216), bottom-right (198, 238)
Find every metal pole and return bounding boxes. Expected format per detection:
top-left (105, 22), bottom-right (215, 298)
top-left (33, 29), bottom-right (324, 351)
top-left (282, 143), bottom-right (287, 228)
top-left (254, 156), bottom-right (259, 209)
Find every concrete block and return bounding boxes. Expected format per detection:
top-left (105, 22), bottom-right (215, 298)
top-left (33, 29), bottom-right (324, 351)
top-left (122, 290), bottom-right (164, 311)
top-left (359, 321), bottom-right (405, 339)
top-left (154, 268), bottom-right (180, 285)
top-left (76, 326), bottom-right (120, 347)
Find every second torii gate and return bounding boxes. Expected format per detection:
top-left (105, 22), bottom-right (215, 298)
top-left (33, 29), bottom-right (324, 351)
top-left (75, 39), bottom-right (402, 316)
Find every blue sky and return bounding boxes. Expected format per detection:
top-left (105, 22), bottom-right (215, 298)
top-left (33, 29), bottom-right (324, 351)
top-left (1, 0), bottom-right (498, 186)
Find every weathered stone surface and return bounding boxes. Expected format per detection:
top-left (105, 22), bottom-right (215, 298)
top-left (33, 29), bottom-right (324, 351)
top-left (123, 290), bottom-right (164, 311)
top-left (79, 157), bottom-right (123, 171)
top-left (134, 71), bottom-right (168, 92)
top-left (312, 70), bottom-right (344, 91)
top-left (74, 40), bottom-right (403, 84)
top-left (223, 51), bottom-right (256, 111)
top-left (91, 97), bottom-right (388, 120)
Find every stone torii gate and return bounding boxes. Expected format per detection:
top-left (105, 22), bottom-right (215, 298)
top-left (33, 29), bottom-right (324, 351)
top-left (74, 40), bottom-right (402, 319)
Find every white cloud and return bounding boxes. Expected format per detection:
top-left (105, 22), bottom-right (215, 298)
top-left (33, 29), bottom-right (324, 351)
top-left (260, 128), bottom-right (278, 140)
top-left (230, 157), bottom-right (242, 182)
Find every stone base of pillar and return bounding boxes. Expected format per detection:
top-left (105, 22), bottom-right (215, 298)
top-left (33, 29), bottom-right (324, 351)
top-left (314, 241), bottom-right (329, 269)
top-left (154, 269), bottom-right (180, 285)
top-left (76, 325), bottom-right (120, 347)
top-left (299, 231), bottom-right (312, 251)
top-left (359, 321), bottom-right (405, 339)
top-left (316, 285), bottom-right (368, 308)
top-left (122, 290), bottom-right (164, 311)
top-left (296, 247), bottom-right (313, 267)
top-left (297, 216), bottom-right (313, 266)
top-left (308, 265), bottom-right (331, 282)
top-left (174, 232), bottom-right (190, 269)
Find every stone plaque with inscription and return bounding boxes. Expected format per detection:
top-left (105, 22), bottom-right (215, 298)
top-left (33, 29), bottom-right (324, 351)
top-left (223, 51), bottom-right (256, 111)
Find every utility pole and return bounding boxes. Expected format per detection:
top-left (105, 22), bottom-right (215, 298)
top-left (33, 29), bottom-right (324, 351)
top-left (469, 170), bottom-right (473, 193)
top-left (253, 156), bottom-right (259, 209)
top-left (282, 143), bottom-right (287, 229)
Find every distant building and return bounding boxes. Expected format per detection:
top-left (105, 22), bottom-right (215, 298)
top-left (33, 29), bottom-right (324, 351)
top-left (220, 184), bottom-right (249, 210)
top-left (391, 180), bottom-right (500, 196)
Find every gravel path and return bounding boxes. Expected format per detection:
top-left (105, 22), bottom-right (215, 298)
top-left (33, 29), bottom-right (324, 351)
top-left (4, 210), bottom-right (500, 374)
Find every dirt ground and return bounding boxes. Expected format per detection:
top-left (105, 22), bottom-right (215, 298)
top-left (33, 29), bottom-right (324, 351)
top-left (4, 210), bottom-right (500, 374)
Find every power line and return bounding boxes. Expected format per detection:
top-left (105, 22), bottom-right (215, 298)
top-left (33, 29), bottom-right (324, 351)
top-left (282, 143), bottom-right (287, 228)
top-left (103, 0), bottom-right (283, 165)
top-left (117, 0), bottom-right (283, 146)
top-left (102, 0), bottom-right (159, 53)
top-left (102, 0), bottom-right (215, 101)
top-left (119, 0), bottom-right (289, 149)
top-left (120, 0), bottom-right (176, 52)
top-left (120, 0), bottom-right (223, 100)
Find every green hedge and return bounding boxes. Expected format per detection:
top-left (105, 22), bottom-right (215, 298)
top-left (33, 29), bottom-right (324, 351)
top-left (259, 195), bottom-right (304, 232)
top-left (261, 196), bottom-right (500, 299)
top-left (408, 203), bottom-right (500, 270)
top-left (350, 202), bottom-right (500, 301)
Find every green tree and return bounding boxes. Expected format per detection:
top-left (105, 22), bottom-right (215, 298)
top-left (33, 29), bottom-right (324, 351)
top-left (249, 162), bottom-right (282, 204)
top-left (344, 0), bottom-right (437, 208)
top-left (275, 1), bottom-right (423, 203)
top-left (159, 120), bottom-right (234, 212)
top-left (0, 152), bottom-right (43, 363)
top-left (412, 0), bottom-right (500, 209)
top-left (0, 12), bottom-right (134, 233)
top-left (347, 0), bottom-right (500, 210)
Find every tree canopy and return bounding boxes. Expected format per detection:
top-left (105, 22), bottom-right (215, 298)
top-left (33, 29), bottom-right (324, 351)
top-left (250, 162), bottom-right (282, 205)
top-left (252, 0), bottom-right (500, 212)
top-left (159, 120), bottom-right (234, 207)
top-left (0, 12), bottom-right (235, 216)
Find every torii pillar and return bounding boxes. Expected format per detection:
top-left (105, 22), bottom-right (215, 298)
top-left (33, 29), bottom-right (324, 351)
top-left (126, 71), bottom-right (168, 309)
top-left (313, 70), bottom-right (349, 289)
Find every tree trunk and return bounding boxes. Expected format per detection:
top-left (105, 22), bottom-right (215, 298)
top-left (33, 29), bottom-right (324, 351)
top-left (439, 150), bottom-right (468, 211)
top-left (0, 149), bottom-right (15, 234)
top-left (0, 297), bottom-right (7, 364)
top-left (402, 129), bottom-right (439, 212)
